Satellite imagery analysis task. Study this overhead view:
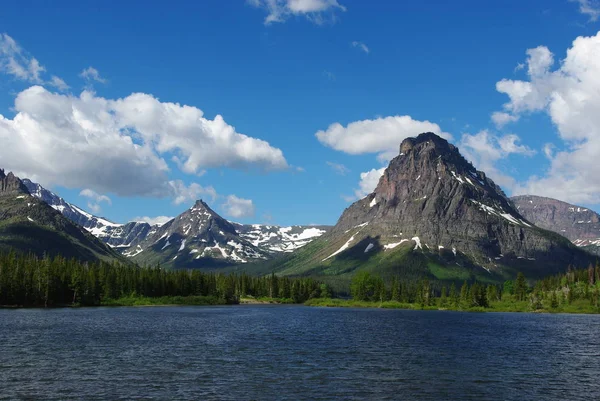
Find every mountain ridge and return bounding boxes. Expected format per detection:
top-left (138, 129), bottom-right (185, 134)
top-left (0, 170), bottom-right (122, 262)
top-left (23, 179), bottom-right (330, 267)
top-left (511, 194), bottom-right (600, 254)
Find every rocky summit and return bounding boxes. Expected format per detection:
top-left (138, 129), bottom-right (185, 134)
top-left (266, 133), bottom-right (593, 283)
top-left (512, 195), bottom-right (600, 255)
top-left (127, 200), bottom-right (269, 268)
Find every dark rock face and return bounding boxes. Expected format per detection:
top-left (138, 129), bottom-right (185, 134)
top-left (511, 195), bottom-right (600, 252)
top-left (327, 132), bottom-right (591, 273)
top-left (0, 169), bottom-right (30, 195)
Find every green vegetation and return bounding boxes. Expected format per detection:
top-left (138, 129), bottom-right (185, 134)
top-left (0, 194), bottom-right (121, 263)
top-left (237, 235), bottom-right (514, 295)
top-left (306, 265), bottom-right (600, 314)
top-left (102, 295), bottom-right (222, 306)
top-left (0, 252), bottom-right (327, 308)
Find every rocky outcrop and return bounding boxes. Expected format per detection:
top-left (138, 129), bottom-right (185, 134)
top-left (512, 195), bottom-right (600, 253)
top-left (0, 170), bottom-right (30, 195)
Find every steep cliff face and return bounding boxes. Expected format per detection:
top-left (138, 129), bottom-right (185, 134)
top-left (267, 133), bottom-right (593, 282)
top-left (512, 195), bottom-right (600, 254)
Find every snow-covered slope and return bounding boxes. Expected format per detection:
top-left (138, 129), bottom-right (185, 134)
top-left (233, 224), bottom-right (329, 253)
top-left (22, 180), bottom-right (330, 265)
top-left (23, 179), bottom-right (156, 248)
top-left (130, 200), bottom-right (269, 267)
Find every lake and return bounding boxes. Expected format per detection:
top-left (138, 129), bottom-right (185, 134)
top-left (1, 305), bottom-right (599, 400)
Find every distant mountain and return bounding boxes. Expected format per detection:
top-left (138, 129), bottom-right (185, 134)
top-left (127, 200), bottom-right (271, 268)
top-left (23, 180), bottom-right (329, 267)
top-left (511, 195), bottom-right (600, 255)
top-left (0, 170), bottom-right (121, 262)
top-left (257, 133), bottom-right (593, 284)
top-left (232, 223), bottom-right (329, 253)
top-left (23, 179), bottom-right (154, 249)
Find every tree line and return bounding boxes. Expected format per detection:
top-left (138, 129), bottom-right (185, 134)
top-left (350, 263), bottom-right (600, 310)
top-left (0, 251), bottom-right (327, 307)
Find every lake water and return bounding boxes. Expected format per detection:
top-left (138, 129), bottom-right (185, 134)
top-left (1, 305), bottom-right (599, 400)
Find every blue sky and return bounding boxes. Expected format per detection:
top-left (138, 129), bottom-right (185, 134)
top-left (1, 0), bottom-right (600, 226)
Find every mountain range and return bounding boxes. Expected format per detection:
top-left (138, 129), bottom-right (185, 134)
top-left (1, 132), bottom-right (598, 282)
top-left (22, 179), bottom-right (329, 268)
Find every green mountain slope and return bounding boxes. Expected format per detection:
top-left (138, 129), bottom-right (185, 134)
top-left (0, 169), bottom-right (123, 262)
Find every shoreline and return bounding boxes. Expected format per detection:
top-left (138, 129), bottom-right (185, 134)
top-left (0, 296), bottom-right (297, 309)
top-left (303, 298), bottom-right (600, 314)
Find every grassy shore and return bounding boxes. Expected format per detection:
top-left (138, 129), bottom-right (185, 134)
top-left (240, 296), bottom-right (295, 304)
top-left (101, 295), bottom-right (296, 307)
top-left (101, 295), bottom-right (224, 307)
top-left (304, 298), bottom-right (600, 314)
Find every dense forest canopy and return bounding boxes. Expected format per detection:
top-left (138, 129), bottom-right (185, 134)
top-left (0, 251), bottom-right (326, 307)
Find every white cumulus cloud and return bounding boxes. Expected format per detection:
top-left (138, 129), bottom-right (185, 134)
top-left (79, 188), bottom-right (112, 214)
top-left (494, 31), bottom-right (600, 204)
top-left (345, 167), bottom-right (385, 201)
top-left (168, 180), bottom-right (217, 205)
top-left (0, 85), bottom-right (288, 201)
top-left (222, 195), bottom-right (256, 218)
top-left (491, 111), bottom-right (519, 128)
top-left (316, 115), bottom-right (451, 162)
top-left (460, 130), bottom-right (535, 191)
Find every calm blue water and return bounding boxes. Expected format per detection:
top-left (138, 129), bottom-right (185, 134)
top-left (1, 305), bottom-right (599, 400)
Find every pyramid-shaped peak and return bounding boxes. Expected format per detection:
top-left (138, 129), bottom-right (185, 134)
top-left (400, 132), bottom-right (456, 155)
top-left (190, 199), bottom-right (216, 213)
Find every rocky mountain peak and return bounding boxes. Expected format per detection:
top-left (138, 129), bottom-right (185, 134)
top-left (399, 132), bottom-right (457, 155)
top-left (374, 132), bottom-right (504, 208)
top-left (321, 132), bottom-right (592, 275)
top-left (0, 169), bottom-right (30, 195)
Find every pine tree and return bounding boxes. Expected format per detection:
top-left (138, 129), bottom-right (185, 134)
top-left (449, 283), bottom-right (458, 307)
top-left (514, 272), bottom-right (528, 301)
top-left (460, 281), bottom-right (469, 306)
top-left (440, 286), bottom-right (447, 307)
